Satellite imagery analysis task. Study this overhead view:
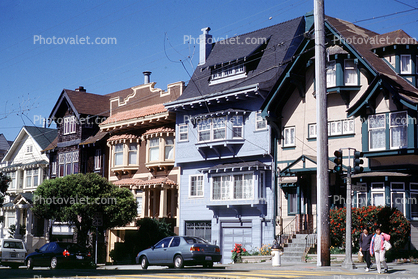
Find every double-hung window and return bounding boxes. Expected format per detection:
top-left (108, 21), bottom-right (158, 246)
top-left (64, 116), bottom-right (76, 135)
top-left (149, 138), bottom-right (160, 162)
top-left (283, 127), bottom-right (295, 147)
top-left (179, 124), bottom-right (188, 141)
top-left (128, 143), bottom-right (137, 165)
top-left (232, 115), bottom-right (243, 138)
top-left (9, 172), bottom-right (16, 189)
top-left (371, 182), bottom-right (385, 206)
top-left (410, 183), bottom-right (418, 220)
top-left (256, 111), bottom-right (267, 130)
top-left (391, 182), bottom-right (405, 215)
top-left (344, 59), bottom-right (358, 85)
top-left (26, 169), bottom-right (32, 188)
top-left (400, 55), bottom-right (412, 74)
top-left (198, 120), bottom-right (211, 141)
top-left (164, 137), bottom-right (174, 160)
top-left (94, 149), bottom-right (102, 170)
top-left (326, 60), bottom-right (337, 87)
top-left (212, 173), bottom-right (253, 201)
top-left (390, 111), bottom-right (407, 149)
top-left (213, 117), bottom-right (226, 140)
top-left (356, 183), bottom-right (368, 208)
top-left (368, 114), bottom-right (386, 151)
top-left (33, 169), bottom-right (38, 187)
top-left (114, 144), bottom-right (124, 166)
top-left (190, 175), bottom-right (204, 197)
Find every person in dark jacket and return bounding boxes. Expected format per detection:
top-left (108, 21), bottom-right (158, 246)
top-left (359, 228), bottom-right (373, 271)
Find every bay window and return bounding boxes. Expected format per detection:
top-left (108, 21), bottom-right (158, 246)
top-left (128, 143), bottom-right (137, 165)
top-left (256, 111), bottom-right (267, 130)
top-left (198, 120), bottom-right (211, 141)
top-left (232, 115), bottom-right (243, 138)
top-left (164, 137), bottom-right (174, 160)
top-left (390, 111), bottom-right (407, 149)
top-left (391, 182), bottom-right (405, 215)
top-left (326, 60), bottom-right (336, 87)
top-left (371, 182), bottom-right (385, 206)
top-left (213, 117), bottom-right (226, 140)
top-left (212, 173), bottom-right (253, 201)
top-left (26, 169), bottom-right (32, 188)
top-left (114, 144), bottom-right (124, 166)
top-left (149, 138), bottom-right (160, 162)
top-left (368, 114), bottom-right (386, 151)
top-left (59, 151), bottom-right (79, 177)
top-left (344, 59), bottom-right (358, 85)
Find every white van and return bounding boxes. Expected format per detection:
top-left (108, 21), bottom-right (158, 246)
top-left (0, 238), bottom-right (27, 269)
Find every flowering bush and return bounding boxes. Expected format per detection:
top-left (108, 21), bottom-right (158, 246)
top-left (231, 243), bottom-right (246, 263)
top-left (259, 244), bottom-right (272, 255)
top-left (330, 206), bottom-right (410, 251)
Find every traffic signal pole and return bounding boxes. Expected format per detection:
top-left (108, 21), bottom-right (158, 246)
top-left (342, 150), bottom-right (355, 269)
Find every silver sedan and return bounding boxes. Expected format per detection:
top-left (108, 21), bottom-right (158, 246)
top-left (135, 236), bottom-right (222, 269)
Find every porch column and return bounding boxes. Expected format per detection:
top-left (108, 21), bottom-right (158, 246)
top-left (15, 207), bottom-right (21, 237)
top-left (152, 189), bottom-right (157, 217)
top-left (144, 189), bottom-right (149, 217)
top-left (26, 208), bottom-right (33, 236)
top-left (159, 187), bottom-right (167, 218)
top-left (171, 188), bottom-right (176, 217)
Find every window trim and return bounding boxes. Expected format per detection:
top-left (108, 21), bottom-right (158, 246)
top-left (178, 124), bottom-right (189, 142)
top-left (389, 111), bottom-right (407, 149)
top-left (371, 182), bottom-right (385, 207)
top-left (231, 115), bottom-right (243, 139)
top-left (283, 126), bottom-right (296, 147)
top-left (114, 143), bottom-right (124, 166)
top-left (326, 60), bottom-right (337, 88)
top-left (63, 115), bottom-right (76, 135)
top-left (255, 111), bottom-right (267, 131)
top-left (189, 175), bottom-right (204, 198)
top-left (368, 114), bottom-right (386, 151)
top-left (344, 59), bottom-right (358, 86)
top-left (94, 149), bottom-right (102, 170)
top-left (210, 172), bottom-right (254, 201)
top-left (400, 54), bottom-right (412, 74)
top-left (355, 183), bottom-right (367, 208)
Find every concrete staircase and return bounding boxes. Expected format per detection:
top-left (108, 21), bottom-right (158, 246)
top-left (281, 234), bottom-right (315, 263)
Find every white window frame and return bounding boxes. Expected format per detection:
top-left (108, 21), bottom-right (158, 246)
top-left (94, 149), bottom-right (102, 170)
top-left (308, 123), bottom-right (317, 138)
top-left (326, 60), bottom-right (337, 87)
top-left (232, 115), bottom-right (243, 139)
top-left (400, 54), bottom-right (412, 74)
top-left (26, 169), bottom-right (33, 188)
top-left (330, 120), bottom-right (343, 136)
top-left (148, 138), bottom-right (160, 162)
top-left (391, 182), bottom-right (405, 215)
top-left (198, 119), bottom-right (211, 142)
top-left (368, 114), bottom-right (386, 151)
top-left (344, 59), bottom-right (358, 85)
top-left (8, 172), bottom-right (16, 189)
top-left (136, 195), bottom-right (143, 216)
top-left (410, 183), bottom-right (418, 220)
top-left (114, 143), bottom-right (124, 166)
top-left (343, 119), bottom-right (355, 134)
top-left (390, 111), bottom-right (407, 149)
top-left (51, 161), bottom-right (57, 176)
top-left (63, 116), bottom-right (76, 135)
top-left (189, 175), bottom-right (204, 198)
top-left (164, 137), bottom-right (174, 160)
top-left (256, 111), bottom-right (267, 130)
top-left (211, 64), bottom-right (245, 80)
top-left (178, 124), bottom-right (188, 142)
top-left (371, 182), bottom-right (385, 207)
top-left (211, 172), bottom-right (254, 201)
top-left (212, 117), bottom-right (226, 141)
top-left (128, 143), bottom-right (138, 165)
top-left (283, 126), bottom-right (295, 147)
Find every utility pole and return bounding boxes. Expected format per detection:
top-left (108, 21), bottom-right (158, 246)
top-left (314, 0), bottom-right (330, 266)
top-left (342, 149), bottom-right (356, 269)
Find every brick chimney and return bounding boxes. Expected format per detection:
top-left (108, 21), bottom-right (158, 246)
top-left (75, 86), bottom-right (86, 92)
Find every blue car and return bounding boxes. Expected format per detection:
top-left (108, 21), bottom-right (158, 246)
top-left (135, 236), bottom-right (222, 269)
top-left (25, 242), bottom-right (93, 269)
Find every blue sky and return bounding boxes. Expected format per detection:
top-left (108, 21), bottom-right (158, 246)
top-left (1, 0), bottom-right (417, 142)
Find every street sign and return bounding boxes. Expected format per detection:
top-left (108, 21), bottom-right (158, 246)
top-left (352, 184), bottom-right (367, 192)
top-left (92, 212), bottom-right (103, 227)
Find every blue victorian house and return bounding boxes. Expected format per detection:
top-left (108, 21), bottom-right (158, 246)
top-left (165, 17), bottom-right (305, 263)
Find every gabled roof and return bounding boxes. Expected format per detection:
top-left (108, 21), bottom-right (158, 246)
top-left (0, 134), bottom-right (11, 151)
top-left (167, 16), bottom-right (305, 106)
top-left (371, 29), bottom-right (418, 49)
top-left (3, 126), bottom-right (57, 162)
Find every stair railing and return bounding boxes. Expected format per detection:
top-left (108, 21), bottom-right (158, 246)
top-left (303, 229), bottom-right (317, 261)
top-left (278, 216), bottom-right (297, 246)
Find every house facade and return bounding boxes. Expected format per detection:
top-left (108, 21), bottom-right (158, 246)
top-left (261, 13), bottom-right (418, 248)
top-left (99, 74), bottom-right (184, 262)
top-left (0, 126), bottom-right (57, 253)
top-left (165, 18), bottom-right (306, 263)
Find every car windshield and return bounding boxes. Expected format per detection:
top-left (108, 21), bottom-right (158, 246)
top-left (183, 237), bottom-right (209, 244)
top-left (3, 241), bottom-right (24, 249)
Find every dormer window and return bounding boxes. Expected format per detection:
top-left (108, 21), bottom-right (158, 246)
top-left (210, 63), bottom-right (246, 85)
top-left (143, 128), bottom-right (175, 173)
top-left (401, 55), bottom-right (412, 74)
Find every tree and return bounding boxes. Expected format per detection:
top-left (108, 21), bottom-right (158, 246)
top-left (32, 173), bottom-right (137, 246)
top-left (0, 172), bottom-right (10, 223)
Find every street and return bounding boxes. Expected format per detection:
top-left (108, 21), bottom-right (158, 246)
top-left (1, 263), bottom-right (418, 279)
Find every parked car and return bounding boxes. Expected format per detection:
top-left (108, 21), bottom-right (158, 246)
top-left (25, 242), bottom-right (93, 269)
top-left (0, 238), bottom-right (27, 269)
top-left (135, 236), bottom-right (221, 269)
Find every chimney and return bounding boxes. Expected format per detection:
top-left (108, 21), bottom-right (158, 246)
top-left (75, 86), bottom-right (86, 92)
top-left (199, 27), bottom-right (212, 65)
top-left (143, 71), bottom-right (151, 84)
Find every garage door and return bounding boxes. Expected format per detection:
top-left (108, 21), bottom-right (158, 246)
top-left (221, 225), bottom-right (252, 264)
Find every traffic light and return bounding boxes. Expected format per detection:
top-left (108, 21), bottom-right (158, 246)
top-left (353, 150), bottom-right (364, 174)
top-left (334, 149), bottom-right (343, 174)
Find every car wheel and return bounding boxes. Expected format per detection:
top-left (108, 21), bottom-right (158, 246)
top-left (27, 258), bottom-right (33, 270)
top-left (50, 257), bottom-right (58, 269)
top-left (140, 256), bottom-right (149, 270)
top-left (204, 261), bottom-right (213, 268)
top-left (174, 255), bottom-right (184, 269)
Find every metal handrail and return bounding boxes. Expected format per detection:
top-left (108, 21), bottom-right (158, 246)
top-left (304, 229), bottom-right (317, 260)
top-left (279, 216), bottom-right (297, 245)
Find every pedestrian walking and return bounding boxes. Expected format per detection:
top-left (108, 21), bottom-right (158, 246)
top-left (359, 228), bottom-right (372, 271)
top-left (370, 227), bottom-right (390, 274)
